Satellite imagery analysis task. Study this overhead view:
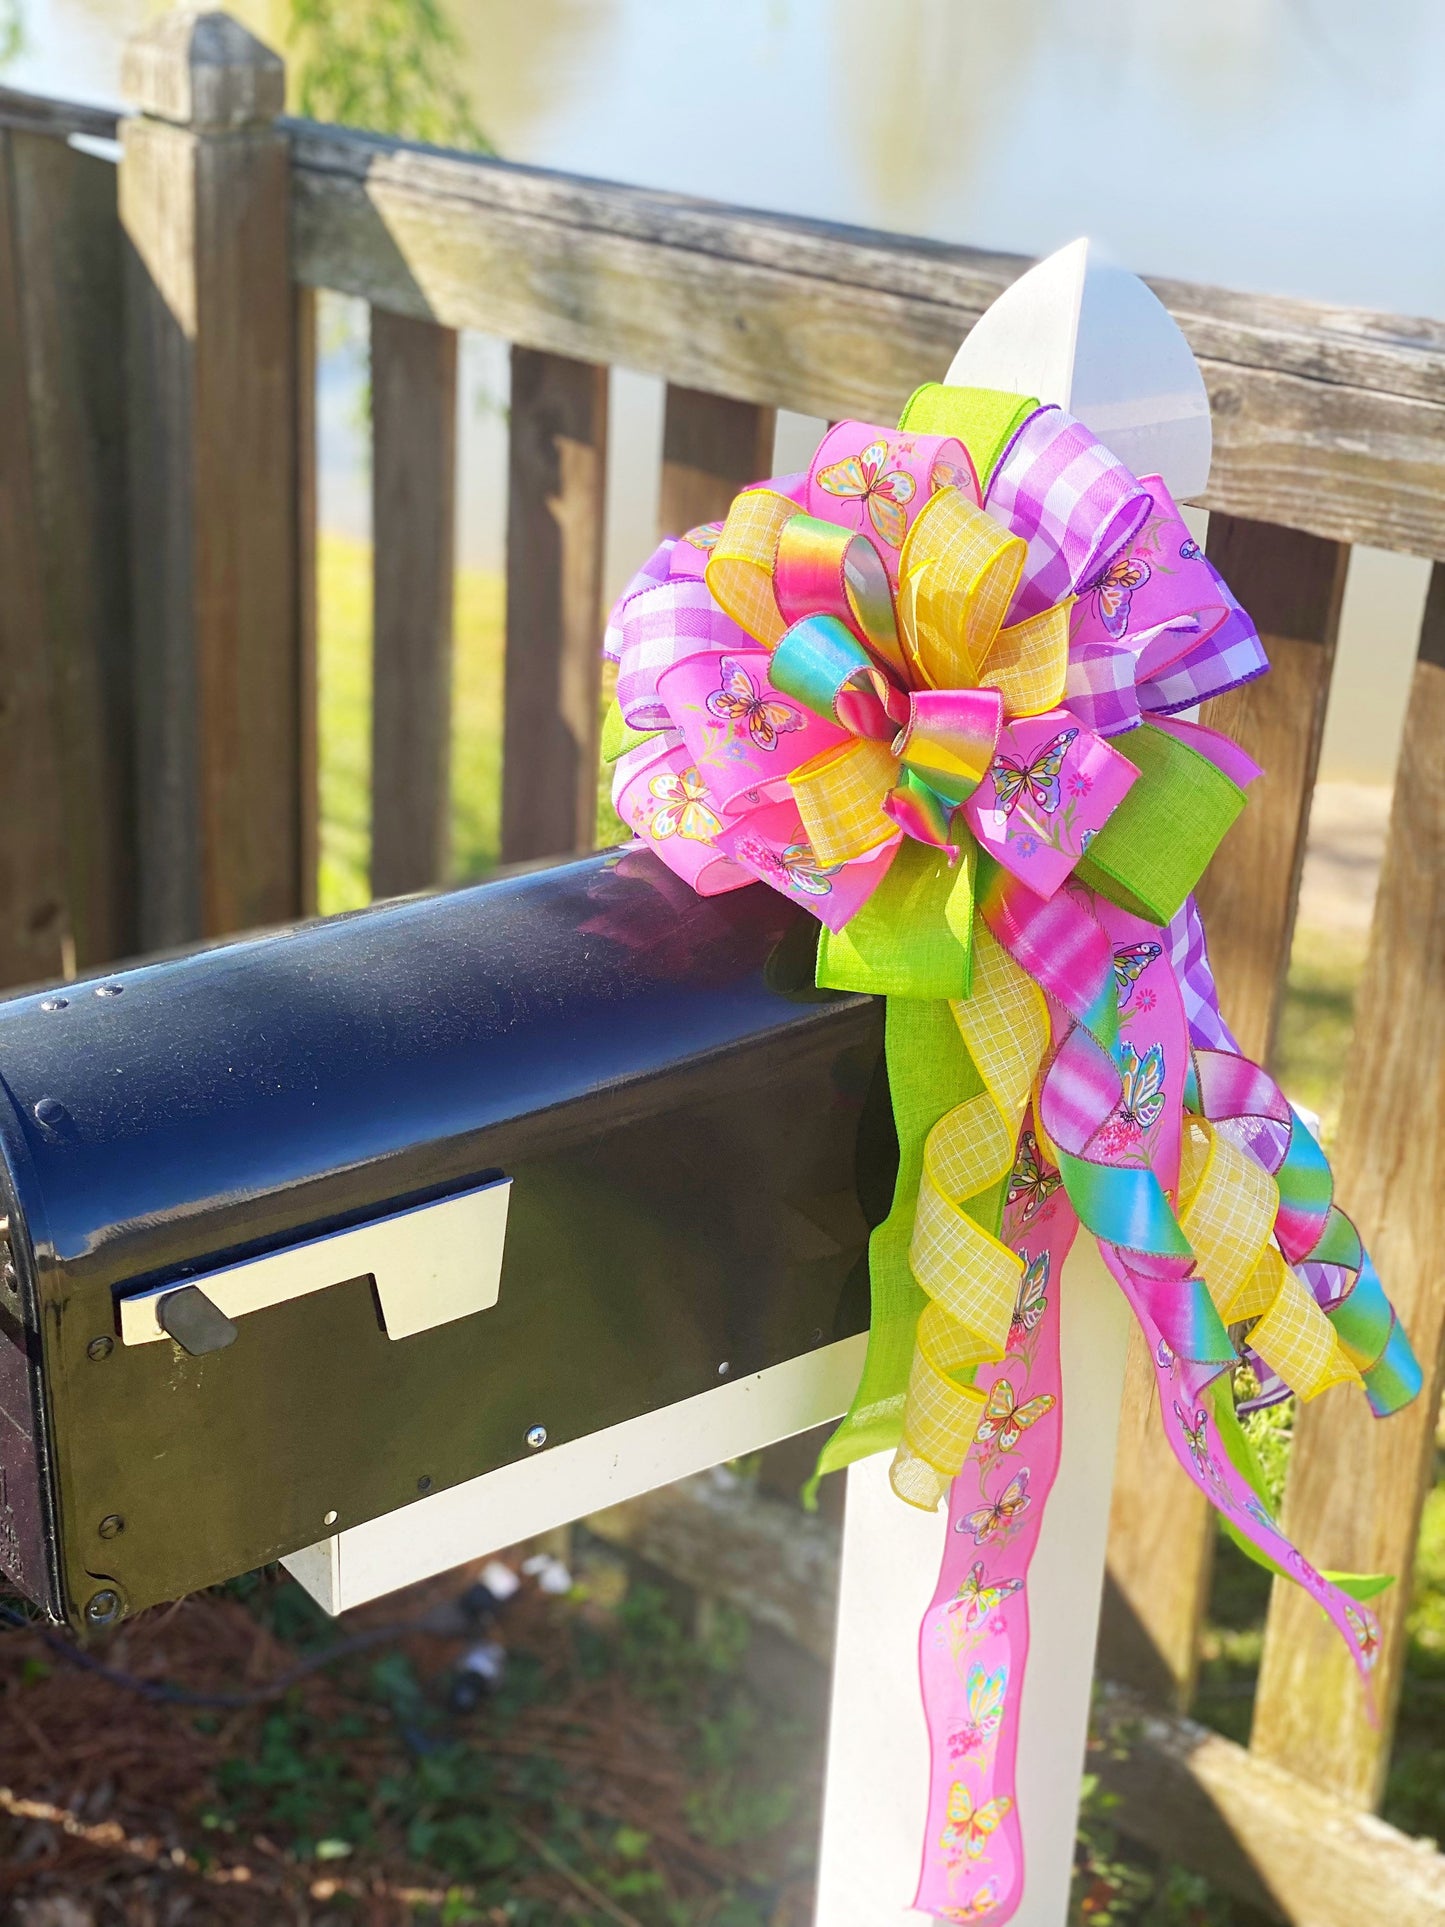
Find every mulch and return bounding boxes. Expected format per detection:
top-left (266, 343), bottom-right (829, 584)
top-left (0, 1558), bottom-right (818, 1927)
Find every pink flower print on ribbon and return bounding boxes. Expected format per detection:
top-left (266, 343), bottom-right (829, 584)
top-left (656, 650), bottom-right (851, 821)
top-left (962, 710), bottom-right (1139, 899)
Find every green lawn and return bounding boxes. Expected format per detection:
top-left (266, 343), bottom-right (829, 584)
top-left (315, 534), bottom-right (619, 915)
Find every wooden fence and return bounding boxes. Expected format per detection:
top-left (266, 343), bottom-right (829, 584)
top-left (0, 11), bottom-right (1441, 1918)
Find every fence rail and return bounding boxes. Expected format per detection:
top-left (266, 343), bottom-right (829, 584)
top-left (0, 16), bottom-right (1442, 1914)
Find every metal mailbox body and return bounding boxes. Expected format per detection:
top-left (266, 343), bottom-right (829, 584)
top-left (0, 853), bottom-right (884, 1629)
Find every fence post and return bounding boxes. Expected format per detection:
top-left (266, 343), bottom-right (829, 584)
top-left (120, 8), bottom-right (301, 949)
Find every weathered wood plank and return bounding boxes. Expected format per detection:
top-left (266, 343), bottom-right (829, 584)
top-left (369, 307), bottom-right (457, 899)
top-left (1093, 1684), bottom-right (1445, 1927)
top-left (288, 127), bottom-right (1445, 557)
top-left (658, 386), bottom-right (775, 539)
top-left (1196, 516), bottom-right (1350, 1061)
top-left (1101, 519), bottom-right (1349, 1708)
top-left (9, 128), bottom-right (137, 971)
top-left (295, 284), bottom-right (319, 917)
top-left (288, 126), bottom-right (1445, 401)
top-left (1251, 566), bottom-right (1445, 1808)
top-left (501, 347), bottom-right (608, 865)
top-left (590, 1467), bottom-right (1445, 1923)
top-left (0, 131), bottom-right (72, 988)
top-left (1098, 1324), bottom-right (1217, 1707)
top-left (0, 84), bottom-right (120, 144)
top-left (120, 15), bottom-right (301, 948)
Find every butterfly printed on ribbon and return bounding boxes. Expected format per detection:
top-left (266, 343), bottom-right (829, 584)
top-left (1008, 1251), bottom-right (1049, 1343)
top-left (647, 766), bottom-right (722, 843)
top-left (929, 456), bottom-right (978, 500)
top-left (1113, 940), bottom-right (1162, 1007)
top-left (939, 1886), bottom-right (1002, 1924)
top-left (737, 835), bottom-right (838, 899)
top-left (1088, 552), bottom-right (1152, 639)
top-left (1173, 1400), bottom-right (1227, 1493)
top-left (949, 1663), bottom-right (1009, 1758)
top-left (1243, 1493), bottom-right (1278, 1536)
top-left (1006, 1132), bottom-right (1061, 1225)
top-left (1118, 1041), bottom-right (1168, 1131)
top-left (1156, 1336), bottom-right (1178, 1378)
top-left (941, 1783), bottom-right (1014, 1864)
top-left (957, 1470), bottom-right (1030, 1545)
top-left (989, 728), bottom-right (1078, 820)
top-left (705, 656), bottom-right (806, 752)
top-left (1345, 1602), bottom-right (1381, 1668)
top-left (952, 1559), bottom-right (1025, 1634)
top-left (816, 437), bottom-right (917, 548)
top-left (1179, 537), bottom-right (1203, 563)
top-left (683, 519), bottom-right (725, 554)
top-left (974, 1376), bottom-right (1056, 1454)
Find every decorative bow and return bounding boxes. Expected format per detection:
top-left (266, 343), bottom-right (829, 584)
top-left (602, 385), bottom-right (1421, 1926)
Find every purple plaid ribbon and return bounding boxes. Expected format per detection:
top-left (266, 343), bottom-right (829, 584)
top-left (1138, 576), bottom-right (1269, 715)
top-left (614, 579), bottom-right (750, 730)
top-left (986, 406), bottom-right (1153, 620)
top-left (604, 539), bottom-right (677, 663)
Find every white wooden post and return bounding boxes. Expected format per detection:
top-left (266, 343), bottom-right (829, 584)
top-left (812, 239), bottom-right (1215, 1927)
top-left (284, 238), bottom-right (1214, 1927)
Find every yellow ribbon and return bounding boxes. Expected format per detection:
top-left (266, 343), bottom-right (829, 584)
top-left (706, 484), bottom-right (1073, 869)
top-left (891, 925), bottom-right (1051, 1508)
top-left (1177, 1117), bottom-right (1361, 1401)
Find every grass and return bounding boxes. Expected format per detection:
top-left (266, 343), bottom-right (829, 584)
top-left (315, 533), bottom-right (619, 916)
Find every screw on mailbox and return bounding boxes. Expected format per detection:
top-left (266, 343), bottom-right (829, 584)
top-left (525, 1425), bottom-right (547, 1450)
top-left (98, 1514), bottom-right (124, 1540)
top-left (87, 1336), bottom-right (114, 1362)
top-left (85, 1588), bottom-right (122, 1627)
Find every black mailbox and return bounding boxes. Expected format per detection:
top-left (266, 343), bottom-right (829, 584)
top-left (0, 851), bottom-right (883, 1631)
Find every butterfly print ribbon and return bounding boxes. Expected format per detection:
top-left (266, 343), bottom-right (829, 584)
top-left (601, 387), bottom-right (1422, 1924)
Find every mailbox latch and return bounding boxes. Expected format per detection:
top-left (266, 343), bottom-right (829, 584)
top-left (118, 1177), bottom-right (511, 1351)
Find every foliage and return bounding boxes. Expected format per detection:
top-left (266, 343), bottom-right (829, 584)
top-left (0, 0), bottom-right (21, 67)
top-left (289, 0), bottom-right (494, 151)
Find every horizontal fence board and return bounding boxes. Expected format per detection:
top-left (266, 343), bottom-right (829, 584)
top-left (1093, 1685), bottom-right (1445, 1927)
top-left (585, 1471), bottom-right (1445, 1925)
top-left (0, 85), bottom-right (120, 145)
top-left (289, 124), bottom-right (1445, 557)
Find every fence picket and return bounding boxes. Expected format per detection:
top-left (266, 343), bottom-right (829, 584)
top-left (1251, 564), bottom-right (1445, 1807)
top-left (296, 285), bottom-right (319, 918)
top-left (501, 347), bottom-right (609, 864)
top-left (7, 129), bottom-right (136, 970)
top-left (658, 385), bottom-right (775, 538)
top-left (1100, 515), bottom-right (1349, 1705)
top-left (0, 130), bottom-right (71, 988)
top-left (370, 308), bottom-right (458, 899)
top-left (120, 16), bottom-right (301, 947)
